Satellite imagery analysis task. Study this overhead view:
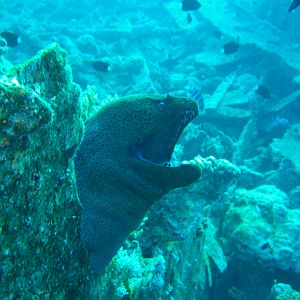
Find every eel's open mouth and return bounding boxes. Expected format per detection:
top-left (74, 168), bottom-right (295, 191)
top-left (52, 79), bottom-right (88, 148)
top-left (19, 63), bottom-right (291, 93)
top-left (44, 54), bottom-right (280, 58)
top-left (128, 108), bottom-right (197, 166)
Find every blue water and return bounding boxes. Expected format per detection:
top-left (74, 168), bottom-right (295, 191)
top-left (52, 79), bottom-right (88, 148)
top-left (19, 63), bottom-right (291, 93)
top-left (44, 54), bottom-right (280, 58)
top-left (1, 1), bottom-right (300, 299)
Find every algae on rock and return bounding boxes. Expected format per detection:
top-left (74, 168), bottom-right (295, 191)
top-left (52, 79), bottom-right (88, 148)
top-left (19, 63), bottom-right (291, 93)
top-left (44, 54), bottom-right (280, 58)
top-left (223, 185), bottom-right (300, 274)
top-left (0, 43), bottom-right (89, 299)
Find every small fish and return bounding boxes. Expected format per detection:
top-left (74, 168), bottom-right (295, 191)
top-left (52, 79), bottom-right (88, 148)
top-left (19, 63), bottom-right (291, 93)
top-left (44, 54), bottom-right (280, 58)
top-left (182, 0), bottom-right (201, 12)
top-left (0, 31), bottom-right (19, 47)
top-left (186, 81), bottom-right (204, 111)
top-left (92, 61), bottom-right (110, 72)
top-left (255, 84), bottom-right (271, 99)
top-left (223, 42), bottom-right (239, 55)
top-left (288, 0), bottom-right (300, 12)
top-left (260, 242), bottom-right (270, 250)
top-left (187, 13), bottom-right (192, 24)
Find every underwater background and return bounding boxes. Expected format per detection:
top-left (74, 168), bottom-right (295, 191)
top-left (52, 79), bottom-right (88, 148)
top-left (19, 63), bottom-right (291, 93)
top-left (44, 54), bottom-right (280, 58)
top-left (1, 0), bottom-right (300, 299)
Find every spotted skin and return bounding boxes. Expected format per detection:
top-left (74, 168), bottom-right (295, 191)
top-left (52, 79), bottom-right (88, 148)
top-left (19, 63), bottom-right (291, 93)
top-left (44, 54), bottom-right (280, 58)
top-left (74, 94), bottom-right (201, 274)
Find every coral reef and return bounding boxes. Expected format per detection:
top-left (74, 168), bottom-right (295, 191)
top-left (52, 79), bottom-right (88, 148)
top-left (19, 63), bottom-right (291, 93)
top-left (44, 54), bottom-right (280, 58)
top-left (0, 43), bottom-right (239, 299)
top-left (199, 0), bottom-right (300, 72)
top-left (180, 122), bottom-right (235, 161)
top-left (1, 0), bottom-right (300, 298)
top-left (223, 185), bottom-right (300, 274)
top-left (136, 155), bottom-right (239, 299)
top-left (269, 283), bottom-right (300, 300)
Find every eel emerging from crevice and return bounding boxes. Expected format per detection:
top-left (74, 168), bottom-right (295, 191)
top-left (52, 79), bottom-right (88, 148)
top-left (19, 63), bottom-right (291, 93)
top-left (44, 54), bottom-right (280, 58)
top-left (74, 94), bottom-right (201, 274)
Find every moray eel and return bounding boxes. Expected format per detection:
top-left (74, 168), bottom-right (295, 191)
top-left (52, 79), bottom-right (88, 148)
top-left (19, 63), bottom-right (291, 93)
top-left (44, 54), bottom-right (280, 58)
top-left (75, 94), bottom-right (201, 274)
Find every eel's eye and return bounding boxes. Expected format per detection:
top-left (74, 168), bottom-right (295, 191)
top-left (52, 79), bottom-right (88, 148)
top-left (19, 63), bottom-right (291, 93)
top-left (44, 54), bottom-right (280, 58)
top-left (157, 101), bottom-right (166, 111)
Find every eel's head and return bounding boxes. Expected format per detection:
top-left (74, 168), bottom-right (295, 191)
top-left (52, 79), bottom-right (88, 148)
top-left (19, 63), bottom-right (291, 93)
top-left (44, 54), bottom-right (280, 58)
top-left (91, 94), bottom-right (201, 193)
top-left (126, 94), bottom-right (198, 166)
top-left (100, 94), bottom-right (201, 191)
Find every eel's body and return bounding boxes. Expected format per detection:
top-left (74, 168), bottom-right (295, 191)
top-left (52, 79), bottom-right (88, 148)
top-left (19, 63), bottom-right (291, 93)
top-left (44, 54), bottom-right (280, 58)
top-left (74, 94), bottom-right (201, 274)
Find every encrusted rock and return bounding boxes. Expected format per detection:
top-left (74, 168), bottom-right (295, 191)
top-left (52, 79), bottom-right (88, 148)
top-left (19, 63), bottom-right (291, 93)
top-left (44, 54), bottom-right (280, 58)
top-left (269, 283), bottom-right (300, 300)
top-left (223, 185), bottom-right (300, 274)
top-left (0, 43), bottom-right (88, 299)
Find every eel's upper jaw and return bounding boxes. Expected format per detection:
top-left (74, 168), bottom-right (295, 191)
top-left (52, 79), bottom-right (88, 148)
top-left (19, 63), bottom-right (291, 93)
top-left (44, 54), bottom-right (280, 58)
top-left (128, 106), bottom-right (198, 166)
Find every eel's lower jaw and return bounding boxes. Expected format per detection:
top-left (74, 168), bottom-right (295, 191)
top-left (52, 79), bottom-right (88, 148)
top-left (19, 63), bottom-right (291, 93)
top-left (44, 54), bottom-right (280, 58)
top-left (128, 108), bottom-right (198, 166)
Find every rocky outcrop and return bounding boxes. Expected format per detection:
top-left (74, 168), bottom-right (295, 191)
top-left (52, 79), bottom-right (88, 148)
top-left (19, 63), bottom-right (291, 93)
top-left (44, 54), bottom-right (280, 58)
top-left (0, 43), bottom-right (88, 299)
top-left (223, 185), bottom-right (300, 274)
